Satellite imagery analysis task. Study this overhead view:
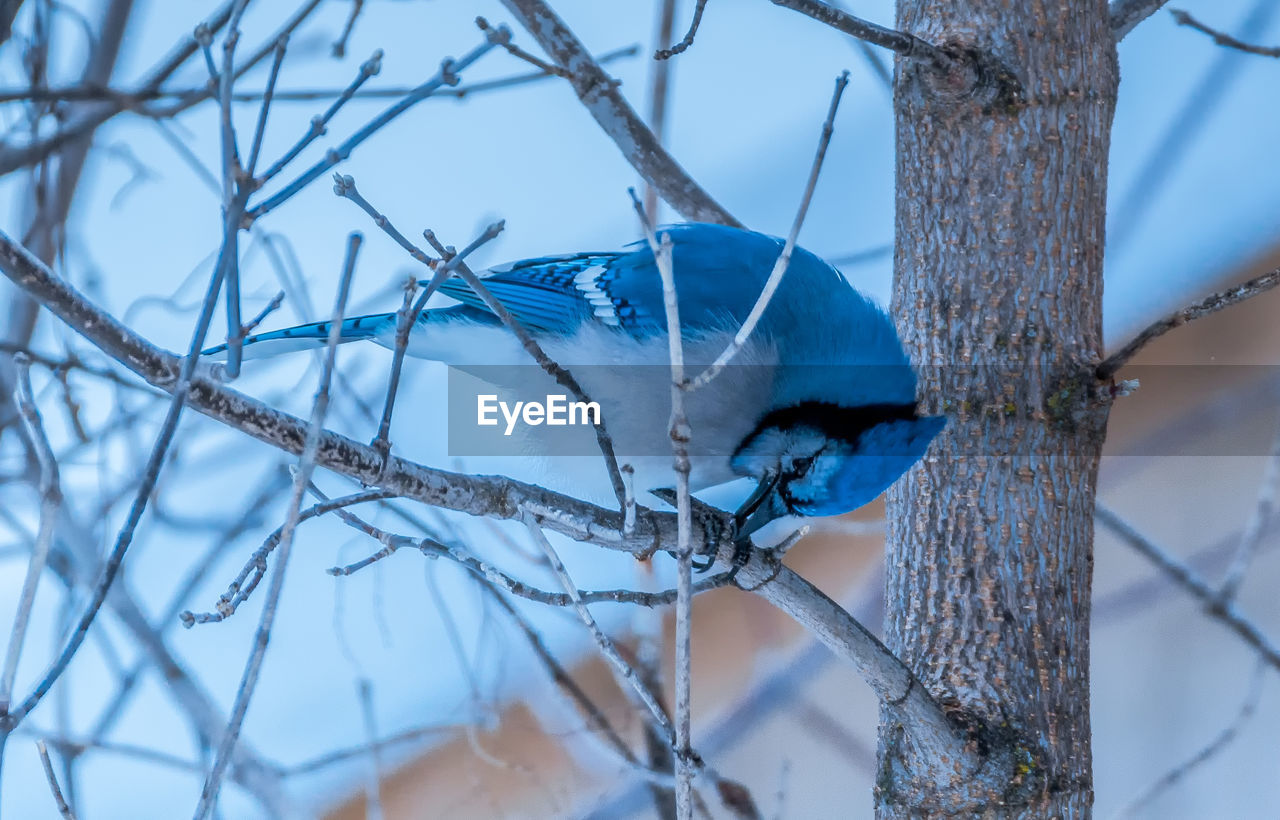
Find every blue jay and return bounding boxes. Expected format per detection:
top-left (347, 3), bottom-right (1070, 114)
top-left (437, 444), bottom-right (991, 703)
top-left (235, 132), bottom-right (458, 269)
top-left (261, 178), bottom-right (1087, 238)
top-left (205, 223), bottom-right (943, 551)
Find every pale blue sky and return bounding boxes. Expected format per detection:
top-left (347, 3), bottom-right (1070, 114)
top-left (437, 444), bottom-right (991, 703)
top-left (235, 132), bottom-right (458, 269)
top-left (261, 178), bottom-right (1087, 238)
top-left (2, 1), bottom-right (1279, 816)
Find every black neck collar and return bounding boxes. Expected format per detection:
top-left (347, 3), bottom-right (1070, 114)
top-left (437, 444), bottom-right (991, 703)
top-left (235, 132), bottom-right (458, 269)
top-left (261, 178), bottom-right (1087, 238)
top-left (745, 401), bottom-right (919, 446)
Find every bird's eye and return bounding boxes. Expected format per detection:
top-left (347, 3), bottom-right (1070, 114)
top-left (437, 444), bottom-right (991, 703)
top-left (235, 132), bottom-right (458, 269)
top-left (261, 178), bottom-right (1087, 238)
top-left (789, 454), bottom-right (817, 476)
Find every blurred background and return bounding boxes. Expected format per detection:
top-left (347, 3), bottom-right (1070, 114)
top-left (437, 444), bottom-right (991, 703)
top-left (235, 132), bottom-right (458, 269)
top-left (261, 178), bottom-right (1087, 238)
top-left (1, 0), bottom-right (1279, 817)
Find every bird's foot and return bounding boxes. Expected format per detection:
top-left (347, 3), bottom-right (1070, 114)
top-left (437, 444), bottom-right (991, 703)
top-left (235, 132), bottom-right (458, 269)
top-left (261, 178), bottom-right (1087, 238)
top-left (649, 487), bottom-right (724, 573)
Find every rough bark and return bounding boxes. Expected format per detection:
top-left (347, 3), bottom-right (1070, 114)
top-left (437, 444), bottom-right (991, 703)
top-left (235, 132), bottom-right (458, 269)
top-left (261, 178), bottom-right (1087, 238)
top-left (882, 1), bottom-right (1118, 816)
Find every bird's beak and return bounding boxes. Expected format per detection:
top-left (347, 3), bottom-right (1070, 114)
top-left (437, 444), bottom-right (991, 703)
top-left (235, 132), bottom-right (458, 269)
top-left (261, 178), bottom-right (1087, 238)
top-left (734, 471), bottom-right (785, 542)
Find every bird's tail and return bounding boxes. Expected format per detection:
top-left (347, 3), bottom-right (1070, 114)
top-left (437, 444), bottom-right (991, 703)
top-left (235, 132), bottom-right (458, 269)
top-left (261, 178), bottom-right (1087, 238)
top-left (201, 312), bottom-right (397, 359)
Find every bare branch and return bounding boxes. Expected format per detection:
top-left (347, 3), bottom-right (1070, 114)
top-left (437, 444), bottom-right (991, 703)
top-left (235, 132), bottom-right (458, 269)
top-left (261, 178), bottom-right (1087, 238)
top-left (194, 233), bottom-right (362, 818)
top-left (1110, 0), bottom-right (1171, 40)
top-left (0, 203), bottom-right (241, 730)
top-left (282, 722), bottom-right (460, 776)
top-left (0, 45), bottom-right (639, 106)
top-left (1095, 504), bottom-right (1280, 672)
top-left (1096, 266), bottom-right (1280, 379)
top-left (37, 739), bottom-right (77, 819)
top-left (479, 583), bottom-right (640, 767)
top-left (0, 356), bottom-right (63, 712)
top-left (329, 178), bottom-right (503, 465)
top-left (325, 517), bottom-right (734, 607)
top-left (520, 510), bottom-right (679, 746)
top-left (244, 37), bottom-right (288, 179)
top-left (645, 0), bottom-right (679, 223)
top-left (476, 16), bottom-right (569, 77)
top-left (246, 29), bottom-right (502, 222)
top-left (216, 1), bottom-right (253, 378)
top-left (1216, 412), bottom-right (1280, 602)
top-left (770, 0), bottom-right (954, 74)
top-left (689, 71), bottom-right (848, 390)
top-left (354, 678), bottom-right (384, 820)
top-left (629, 195), bottom-right (694, 816)
top-left (1116, 660), bottom-right (1267, 818)
top-left (499, 0), bottom-right (741, 227)
top-left (656, 0), bottom-right (710, 60)
top-left (258, 48), bottom-right (384, 184)
top-left (331, 0), bottom-right (365, 58)
top-left (0, 0), bottom-right (325, 175)
top-left (1171, 8), bottom-right (1280, 57)
top-left (1107, 0), bottom-right (1275, 251)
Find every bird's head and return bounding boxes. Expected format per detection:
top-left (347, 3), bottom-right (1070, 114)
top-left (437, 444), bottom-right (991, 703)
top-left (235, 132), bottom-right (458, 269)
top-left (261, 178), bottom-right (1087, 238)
top-left (729, 402), bottom-right (945, 536)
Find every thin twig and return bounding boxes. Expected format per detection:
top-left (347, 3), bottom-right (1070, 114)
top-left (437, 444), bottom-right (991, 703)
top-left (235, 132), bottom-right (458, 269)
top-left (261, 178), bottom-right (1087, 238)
top-left (0, 343), bottom-right (154, 392)
top-left (181, 489), bottom-right (394, 628)
top-left (477, 16), bottom-right (569, 77)
top-left (1095, 503), bottom-right (1280, 672)
top-left (0, 1), bottom-right (324, 175)
top-left (479, 583), bottom-right (641, 767)
top-left (0, 46), bottom-right (640, 105)
top-left (1106, 0), bottom-right (1276, 250)
top-left (328, 186), bottom-right (502, 461)
top-left (520, 510), bottom-right (677, 742)
top-left (623, 464), bottom-right (637, 537)
top-left (1171, 8), bottom-right (1280, 57)
top-left (37, 739), bottom-right (77, 819)
top-left (770, 0), bottom-right (953, 73)
top-left (282, 722), bottom-right (461, 776)
top-left (1096, 266), bottom-right (1280, 379)
top-left (656, 0), bottom-right (709, 60)
top-left (629, 195), bottom-right (695, 817)
top-left (829, 0), bottom-right (890, 90)
top-left (499, 0), bottom-right (740, 227)
top-left (646, 0), bottom-right (680, 222)
top-left (1115, 660), bottom-right (1267, 819)
top-left (355, 677), bottom-right (384, 820)
top-left (258, 48), bottom-right (384, 184)
top-left (1, 204), bottom-right (240, 730)
top-left (244, 36), bottom-right (288, 179)
top-left (317, 487), bottom-right (735, 604)
top-left (218, 0), bottom-right (252, 378)
top-left (332, 0), bottom-right (365, 58)
top-left (241, 289), bottom-right (286, 335)
top-left (194, 233), bottom-right (362, 819)
top-left (688, 71), bottom-right (848, 390)
top-left (1110, 0), bottom-right (1172, 40)
top-left (826, 243), bottom-right (892, 267)
top-left (247, 29), bottom-right (504, 223)
top-left (89, 473), bottom-right (287, 743)
top-left (1, 356), bottom-right (63, 712)
top-left (1215, 411), bottom-right (1280, 602)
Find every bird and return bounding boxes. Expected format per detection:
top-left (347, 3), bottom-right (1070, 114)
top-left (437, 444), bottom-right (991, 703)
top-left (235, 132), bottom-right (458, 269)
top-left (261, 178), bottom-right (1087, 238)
top-left (203, 223), bottom-right (944, 556)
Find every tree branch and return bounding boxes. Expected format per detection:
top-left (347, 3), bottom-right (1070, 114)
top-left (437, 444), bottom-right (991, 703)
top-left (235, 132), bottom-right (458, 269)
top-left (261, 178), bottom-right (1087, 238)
top-left (656, 0), bottom-right (709, 60)
top-left (1096, 265), bottom-right (1280, 379)
top-left (770, 0), bottom-right (954, 74)
top-left (1095, 504), bottom-right (1280, 672)
top-left (1171, 8), bottom-right (1280, 57)
top-left (194, 232), bottom-right (361, 818)
top-left (0, 0), bottom-right (325, 176)
top-left (498, 0), bottom-right (741, 227)
top-left (1110, 0), bottom-right (1171, 41)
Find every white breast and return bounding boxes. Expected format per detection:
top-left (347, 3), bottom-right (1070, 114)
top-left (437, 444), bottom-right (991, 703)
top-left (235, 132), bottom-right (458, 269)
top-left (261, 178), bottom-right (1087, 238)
top-left (383, 318), bottom-right (779, 497)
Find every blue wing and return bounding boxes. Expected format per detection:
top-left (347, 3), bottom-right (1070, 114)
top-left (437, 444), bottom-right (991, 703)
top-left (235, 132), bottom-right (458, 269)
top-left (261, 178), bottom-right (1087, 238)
top-left (431, 223), bottom-right (844, 337)
top-left (435, 252), bottom-right (653, 334)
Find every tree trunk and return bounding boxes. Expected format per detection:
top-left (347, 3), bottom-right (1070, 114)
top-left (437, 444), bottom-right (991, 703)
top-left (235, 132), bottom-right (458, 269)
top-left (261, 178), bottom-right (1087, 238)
top-left (882, 1), bottom-right (1117, 816)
